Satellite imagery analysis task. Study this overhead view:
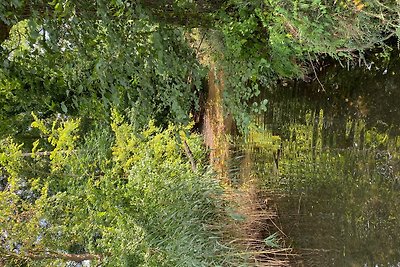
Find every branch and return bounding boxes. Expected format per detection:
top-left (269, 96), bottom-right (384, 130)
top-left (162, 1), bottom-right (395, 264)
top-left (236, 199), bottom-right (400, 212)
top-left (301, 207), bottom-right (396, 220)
top-left (183, 140), bottom-right (197, 172)
top-left (0, 1), bottom-right (37, 44)
top-left (21, 150), bottom-right (77, 157)
top-left (2, 250), bottom-right (103, 263)
top-left (307, 51), bottom-right (325, 92)
top-left (22, 151), bottom-right (51, 157)
top-left (195, 31), bottom-right (207, 57)
top-left (26, 251), bottom-right (103, 262)
top-left (335, 32), bottom-right (396, 53)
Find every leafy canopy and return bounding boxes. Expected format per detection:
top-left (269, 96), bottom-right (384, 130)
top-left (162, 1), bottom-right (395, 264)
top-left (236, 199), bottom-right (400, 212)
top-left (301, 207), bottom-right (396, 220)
top-left (1, 0), bottom-right (400, 133)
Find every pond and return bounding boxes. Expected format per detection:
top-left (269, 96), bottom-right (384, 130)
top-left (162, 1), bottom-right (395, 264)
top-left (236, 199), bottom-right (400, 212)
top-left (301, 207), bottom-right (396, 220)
top-left (234, 55), bottom-right (400, 266)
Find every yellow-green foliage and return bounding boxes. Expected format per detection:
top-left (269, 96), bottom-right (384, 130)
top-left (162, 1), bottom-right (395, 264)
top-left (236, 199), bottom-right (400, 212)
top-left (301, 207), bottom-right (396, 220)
top-left (0, 138), bottom-right (23, 190)
top-left (111, 110), bottom-right (206, 174)
top-left (0, 116), bottom-right (234, 267)
top-left (2, 20), bottom-right (30, 59)
top-left (248, 123), bottom-right (281, 150)
top-left (365, 127), bottom-right (389, 149)
top-left (31, 113), bottom-right (80, 171)
top-left (0, 139), bottom-right (47, 262)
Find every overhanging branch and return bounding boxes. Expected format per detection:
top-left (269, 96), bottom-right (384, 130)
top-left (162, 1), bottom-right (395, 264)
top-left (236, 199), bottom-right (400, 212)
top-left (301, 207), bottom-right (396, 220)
top-left (2, 249), bottom-right (104, 263)
top-left (26, 251), bottom-right (103, 262)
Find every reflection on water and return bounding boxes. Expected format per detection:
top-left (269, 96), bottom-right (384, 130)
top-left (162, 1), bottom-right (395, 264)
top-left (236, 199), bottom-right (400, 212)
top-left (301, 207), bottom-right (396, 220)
top-left (238, 57), bottom-right (400, 266)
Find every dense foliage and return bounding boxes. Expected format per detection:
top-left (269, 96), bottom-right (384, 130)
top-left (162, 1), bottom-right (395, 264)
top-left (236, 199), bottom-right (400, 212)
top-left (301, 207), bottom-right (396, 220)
top-left (0, 114), bottom-right (235, 266)
top-left (1, 0), bottom-right (400, 266)
top-left (1, 3), bottom-right (206, 139)
top-left (1, 1), bottom-right (400, 132)
top-left (216, 0), bottom-right (400, 128)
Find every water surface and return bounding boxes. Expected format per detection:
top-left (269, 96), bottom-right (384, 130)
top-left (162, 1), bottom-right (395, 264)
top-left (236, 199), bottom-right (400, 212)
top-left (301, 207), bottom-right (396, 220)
top-left (238, 57), bottom-right (400, 266)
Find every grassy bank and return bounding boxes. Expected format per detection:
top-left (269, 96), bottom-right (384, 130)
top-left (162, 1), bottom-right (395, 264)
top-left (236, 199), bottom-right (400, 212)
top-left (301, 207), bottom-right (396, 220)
top-left (0, 114), bottom-right (242, 266)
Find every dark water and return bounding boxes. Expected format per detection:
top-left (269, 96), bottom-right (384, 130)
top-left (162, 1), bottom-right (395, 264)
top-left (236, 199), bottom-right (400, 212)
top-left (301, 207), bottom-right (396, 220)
top-left (237, 56), bottom-right (400, 266)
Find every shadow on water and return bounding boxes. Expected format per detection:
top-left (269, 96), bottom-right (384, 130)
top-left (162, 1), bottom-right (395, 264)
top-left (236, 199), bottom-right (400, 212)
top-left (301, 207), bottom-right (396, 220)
top-left (233, 54), bottom-right (400, 266)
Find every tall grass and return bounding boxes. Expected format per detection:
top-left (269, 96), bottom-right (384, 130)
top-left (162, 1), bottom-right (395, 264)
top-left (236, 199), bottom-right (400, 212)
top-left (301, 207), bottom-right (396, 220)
top-left (0, 118), bottom-right (244, 266)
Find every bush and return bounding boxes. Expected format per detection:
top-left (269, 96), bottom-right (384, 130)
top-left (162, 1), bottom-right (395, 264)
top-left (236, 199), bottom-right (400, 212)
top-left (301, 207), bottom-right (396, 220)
top-left (0, 114), bottom-right (237, 266)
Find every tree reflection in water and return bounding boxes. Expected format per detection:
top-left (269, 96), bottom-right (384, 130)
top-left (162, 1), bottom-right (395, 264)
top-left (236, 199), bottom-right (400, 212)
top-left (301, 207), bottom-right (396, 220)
top-left (238, 55), bottom-right (400, 266)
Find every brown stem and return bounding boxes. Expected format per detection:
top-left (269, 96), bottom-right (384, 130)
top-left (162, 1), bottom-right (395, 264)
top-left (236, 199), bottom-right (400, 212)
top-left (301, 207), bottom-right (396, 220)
top-left (335, 32), bottom-right (396, 53)
top-left (26, 251), bottom-right (103, 261)
top-left (307, 51), bottom-right (325, 92)
top-left (2, 250), bottom-right (103, 263)
top-left (183, 140), bottom-right (197, 172)
top-left (21, 150), bottom-right (77, 157)
top-left (22, 151), bottom-right (51, 157)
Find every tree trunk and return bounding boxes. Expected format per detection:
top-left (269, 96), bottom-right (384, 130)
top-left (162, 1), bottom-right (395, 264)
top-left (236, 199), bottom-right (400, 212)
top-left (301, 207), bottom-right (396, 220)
top-left (0, 21), bottom-right (11, 43)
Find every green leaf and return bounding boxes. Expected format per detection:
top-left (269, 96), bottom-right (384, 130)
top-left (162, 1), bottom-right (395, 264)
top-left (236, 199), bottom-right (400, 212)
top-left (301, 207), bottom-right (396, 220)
top-left (61, 102), bottom-right (67, 113)
top-left (263, 232), bottom-right (280, 248)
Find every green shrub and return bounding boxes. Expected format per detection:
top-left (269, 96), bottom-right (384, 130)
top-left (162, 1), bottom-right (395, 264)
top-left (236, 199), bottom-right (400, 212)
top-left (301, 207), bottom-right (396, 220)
top-left (0, 113), bottom-right (237, 266)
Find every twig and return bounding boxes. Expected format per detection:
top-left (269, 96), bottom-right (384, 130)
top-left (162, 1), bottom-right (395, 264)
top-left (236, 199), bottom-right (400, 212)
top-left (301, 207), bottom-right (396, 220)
top-left (307, 51), bottom-right (325, 92)
top-left (183, 140), bottom-right (197, 172)
top-left (297, 194), bottom-right (302, 215)
top-left (2, 249), bottom-right (103, 262)
top-left (2, 25), bottom-right (23, 60)
top-left (195, 31), bottom-right (207, 57)
top-left (21, 150), bottom-right (76, 157)
top-left (22, 151), bottom-right (51, 157)
top-left (222, 248), bottom-right (294, 256)
top-left (269, 216), bottom-right (288, 238)
top-left (336, 32), bottom-right (396, 53)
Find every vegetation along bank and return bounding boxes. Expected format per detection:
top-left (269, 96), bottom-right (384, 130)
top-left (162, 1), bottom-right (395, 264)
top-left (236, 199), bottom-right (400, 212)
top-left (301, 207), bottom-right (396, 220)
top-left (1, 0), bottom-right (400, 266)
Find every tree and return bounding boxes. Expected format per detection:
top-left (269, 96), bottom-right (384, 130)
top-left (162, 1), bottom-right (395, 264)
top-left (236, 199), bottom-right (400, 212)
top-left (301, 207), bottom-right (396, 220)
top-left (0, 0), bottom-right (211, 141)
top-left (1, 1), bottom-right (400, 134)
top-left (1, 1), bottom-right (400, 265)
